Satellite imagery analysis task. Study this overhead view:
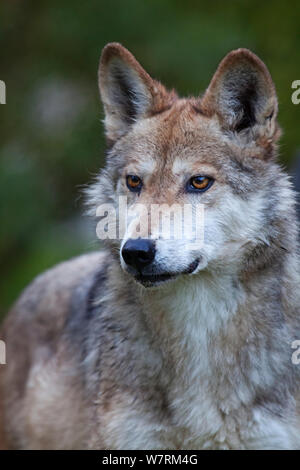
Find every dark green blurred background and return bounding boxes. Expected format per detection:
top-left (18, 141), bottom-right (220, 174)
top-left (0, 0), bottom-right (299, 317)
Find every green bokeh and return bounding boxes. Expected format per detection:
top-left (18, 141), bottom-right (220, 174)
top-left (0, 0), bottom-right (299, 317)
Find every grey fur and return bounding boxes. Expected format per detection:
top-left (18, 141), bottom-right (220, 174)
top-left (1, 45), bottom-right (300, 449)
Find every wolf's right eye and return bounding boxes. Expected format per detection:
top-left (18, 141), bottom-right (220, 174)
top-left (126, 175), bottom-right (142, 192)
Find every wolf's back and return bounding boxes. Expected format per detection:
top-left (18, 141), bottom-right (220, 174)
top-left (0, 251), bottom-right (106, 449)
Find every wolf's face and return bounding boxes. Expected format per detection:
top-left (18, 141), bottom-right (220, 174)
top-left (90, 44), bottom-right (286, 287)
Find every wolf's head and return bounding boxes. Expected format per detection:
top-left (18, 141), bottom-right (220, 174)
top-left (88, 43), bottom-right (296, 288)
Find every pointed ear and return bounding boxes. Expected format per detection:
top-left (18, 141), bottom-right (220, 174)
top-left (201, 49), bottom-right (280, 148)
top-left (98, 43), bottom-right (176, 144)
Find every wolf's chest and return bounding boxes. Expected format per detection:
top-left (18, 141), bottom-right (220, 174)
top-left (164, 391), bottom-right (299, 449)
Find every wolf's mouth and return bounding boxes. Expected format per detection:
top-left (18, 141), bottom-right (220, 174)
top-left (134, 259), bottom-right (200, 287)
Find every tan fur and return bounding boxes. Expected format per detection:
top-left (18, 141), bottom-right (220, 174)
top-left (0, 253), bottom-right (104, 448)
top-left (0, 377), bottom-right (8, 450)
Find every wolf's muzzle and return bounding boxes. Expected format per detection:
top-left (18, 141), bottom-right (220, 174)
top-left (122, 238), bottom-right (156, 271)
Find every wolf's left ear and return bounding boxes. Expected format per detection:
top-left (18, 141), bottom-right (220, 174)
top-left (201, 49), bottom-right (280, 150)
top-left (99, 43), bottom-right (176, 144)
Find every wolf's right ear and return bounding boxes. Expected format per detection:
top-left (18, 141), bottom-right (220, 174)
top-left (98, 43), bottom-right (176, 144)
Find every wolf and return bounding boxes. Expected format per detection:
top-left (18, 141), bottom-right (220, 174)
top-left (1, 43), bottom-right (300, 450)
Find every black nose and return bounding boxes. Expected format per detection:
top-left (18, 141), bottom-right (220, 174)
top-left (122, 239), bottom-right (156, 271)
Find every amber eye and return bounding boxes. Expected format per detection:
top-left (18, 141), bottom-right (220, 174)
top-left (126, 175), bottom-right (142, 192)
top-left (188, 175), bottom-right (214, 192)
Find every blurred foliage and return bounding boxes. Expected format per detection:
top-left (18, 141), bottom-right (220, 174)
top-left (0, 0), bottom-right (299, 316)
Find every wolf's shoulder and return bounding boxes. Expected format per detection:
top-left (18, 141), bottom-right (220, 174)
top-left (2, 251), bottom-right (108, 338)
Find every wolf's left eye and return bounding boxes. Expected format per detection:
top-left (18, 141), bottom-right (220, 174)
top-left (126, 175), bottom-right (142, 192)
top-left (187, 175), bottom-right (214, 192)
